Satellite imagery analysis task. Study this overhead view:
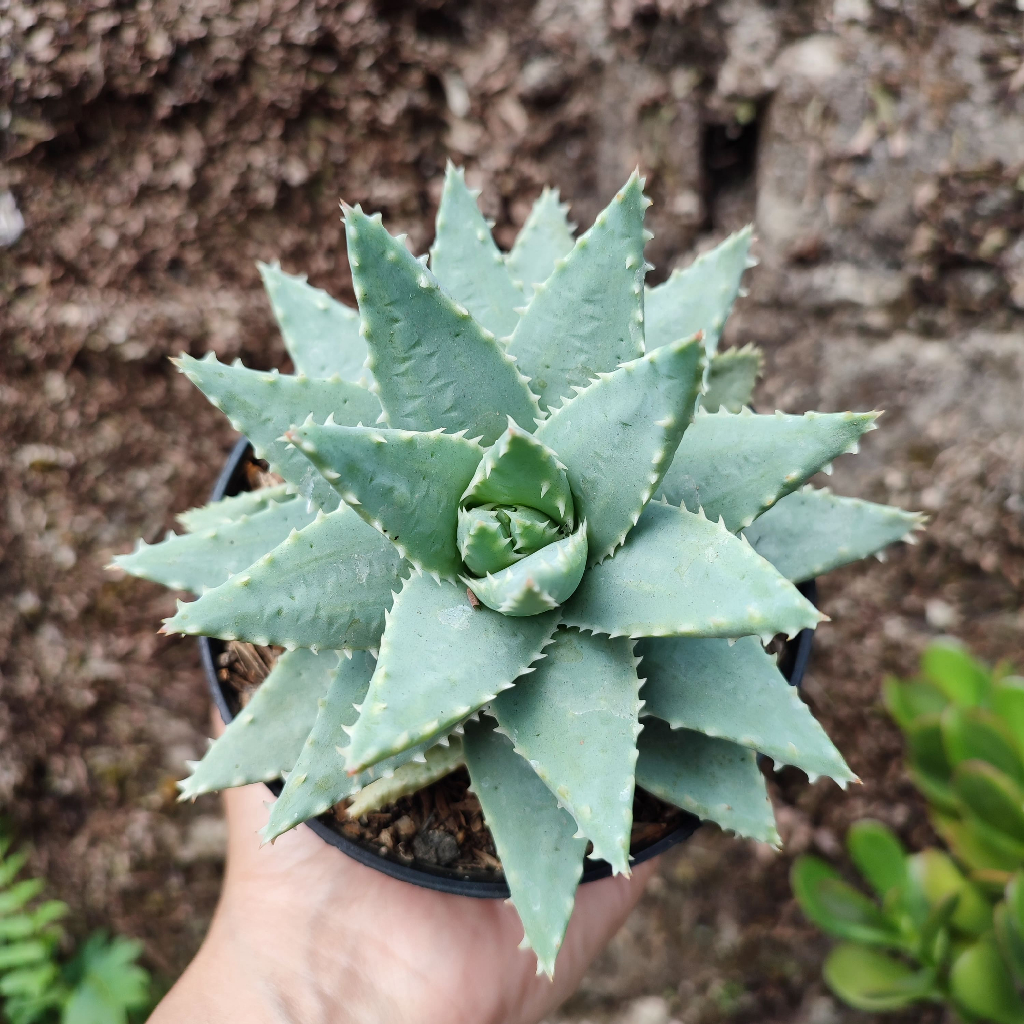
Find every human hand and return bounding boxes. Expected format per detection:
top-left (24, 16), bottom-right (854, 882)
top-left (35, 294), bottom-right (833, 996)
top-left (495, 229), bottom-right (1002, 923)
top-left (150, 724), bottom-right (657, 1024)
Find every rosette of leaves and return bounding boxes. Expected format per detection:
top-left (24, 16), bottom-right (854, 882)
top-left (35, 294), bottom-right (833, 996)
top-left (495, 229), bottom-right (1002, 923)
top-left (114, 165), bottom-right (921, 976)
top-left (793, 643), bottom-right (1024, 1024)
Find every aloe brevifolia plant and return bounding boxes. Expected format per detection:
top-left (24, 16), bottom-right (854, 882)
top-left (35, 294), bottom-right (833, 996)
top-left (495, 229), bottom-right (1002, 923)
top-left (113, 164), bottom-right (923, 976)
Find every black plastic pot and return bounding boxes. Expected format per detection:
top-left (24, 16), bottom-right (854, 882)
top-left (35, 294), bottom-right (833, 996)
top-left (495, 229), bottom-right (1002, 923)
top-left (198, 437), bottom-right (816, 898)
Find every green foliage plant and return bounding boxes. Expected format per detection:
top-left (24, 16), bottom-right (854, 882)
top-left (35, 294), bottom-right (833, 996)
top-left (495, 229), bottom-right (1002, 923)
top-left (113, 163), bottom-right (920, 976)
top-left (0, 834), bottom-right (150, 1024)
top-left (793, 642), bottom-right (1024, 1023)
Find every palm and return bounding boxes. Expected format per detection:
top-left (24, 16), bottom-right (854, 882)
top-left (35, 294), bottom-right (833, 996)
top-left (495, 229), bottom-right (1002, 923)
top-left (211, 781), bottom-right (655, 1024)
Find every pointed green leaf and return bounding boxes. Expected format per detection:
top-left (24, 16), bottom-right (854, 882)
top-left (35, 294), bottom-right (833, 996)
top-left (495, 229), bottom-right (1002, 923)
top-left (645, 226), bottom-right (753, 356)
top-left (535, 336), bottom-right (705, 562)
top-left (0, 941), bottom-right (49, 970)
top-left (506, 188), bottom-right (575, 295)
top-left (562, 501), bottom-right (822, 642)
top-left (507, 172), bottom-right (648, 411)
top-left (506, 507), bottom-right (562, 555)
top-left (661, 408), bottom-right (879, 532)
top-left (177, 484), bottom-right (292, 532)
top-left (953, 760), bottom-right (1024, 844)
top-left (922, 640), bottom-right (991, 707)
top-left (175, 354), bottom-right (381, 512)
top-left (823, 943), bottom-right (937, 1011)
top-left (941, 706), bottom-right (1024, 784)
top-left (636, 718), bottom-right (778, 842)
top-left (463, 719), bottom-right (586, 977)
top-left (846, 821), bottom-right (908, 899)
top-left (347, 738), bottom-right (465, 818)
top-left (458, 507), bottom-right (518, 574)
top-left (700, 344), bottom-right (762, 413)
top-left (344, 205), bottom-right (539, 444)
top-left (463, 524), bottom-right (588, 616)
top-left (178, 648), bottom-right (337, 799)
top-left (0, 879), bottom-right (45, 916)
top-left (258, 262), bottom-right (369, 384)
top-left (162, 503), bottom-right (406, 651)
top-left (462, 420), bottom-right (574, 527)
top-left (114, 495), bottom-right (316, 594)
top-left (491, 629), bottom-right (640, 874)
top-left (951, 935), bottom-right (1024, 1024)
top-left (637, 635), bottom-right (855, 784)
top-left (429, 164), bottom-right (524, 338)
top-left (742, 486), bottom-right (925, 582)
top-left (791, 856), bottom-right (903, 946)
top-left (344, 573), bottom-right (559, 772)
top-left (290, 422), bottom-right (483, 580)
top-left (263, 651), bottom-right (429, 840)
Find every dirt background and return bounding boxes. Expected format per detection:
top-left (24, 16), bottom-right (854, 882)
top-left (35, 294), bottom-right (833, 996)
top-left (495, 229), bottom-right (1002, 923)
top-left (2, 0), bottom-right (1024, 1020)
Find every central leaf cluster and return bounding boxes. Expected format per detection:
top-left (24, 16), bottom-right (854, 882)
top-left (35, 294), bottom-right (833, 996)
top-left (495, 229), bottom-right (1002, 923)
top-left (454, 420), bottom-right (588, 617)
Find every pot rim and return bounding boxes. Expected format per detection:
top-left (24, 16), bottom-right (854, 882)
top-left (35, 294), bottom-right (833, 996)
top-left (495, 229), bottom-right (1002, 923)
top-left (197, 436), bottom-right (815, 898)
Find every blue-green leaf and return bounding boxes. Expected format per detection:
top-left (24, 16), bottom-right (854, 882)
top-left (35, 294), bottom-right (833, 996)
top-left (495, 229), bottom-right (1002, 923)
top-left (162, 503), bottom-right (407, 651)
top-left (429, 164), bottom-right (524, 338)
top-left (177, 484), bottom-right (292, 532)
top-left (507, 172), bottom-right (648, 411)
top-left (258, 262), bottom-right (369, 384)
top-left (645, 226), bottom-right (753, 357)
top-left (743, 486), bottom-right (924, 582)
top-left (701, 345), bottom-right (762, 413)
top-left (660, 408), bottom-right (880, 532)
top-left (463, 719), bottom-right (586, 978)
top-left (506, 188), bottom-right (575, 295)
top-left (290, 422), bottom-right (483, 581)
top-left (344, 573), bottom-right (559, 772)
top-left (637, 635), bottom-right (855, 784)
top-left (562, 501), bottom-right (823, 642)
top-left (344, 205), bottom-right (539, 444)
top-left (636, 718), bottom-right (778, 842)
top-left (178, 648), bottom-right (337, 799)
top-left (491, 629), bottom-right (641, 874)
top-left (534, 335), bottom-right (704, 562)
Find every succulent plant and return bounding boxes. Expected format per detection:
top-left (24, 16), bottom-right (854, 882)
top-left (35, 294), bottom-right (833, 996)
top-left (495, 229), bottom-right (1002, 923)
top-left (113, 164), bottom-right (921, 976)
top-left (793, 642), bottom-right (1024, 1024)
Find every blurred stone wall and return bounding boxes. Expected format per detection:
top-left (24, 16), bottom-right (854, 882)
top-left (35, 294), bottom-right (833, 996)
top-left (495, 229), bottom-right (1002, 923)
top-left (1, 0), bottom-right (1022, 1018)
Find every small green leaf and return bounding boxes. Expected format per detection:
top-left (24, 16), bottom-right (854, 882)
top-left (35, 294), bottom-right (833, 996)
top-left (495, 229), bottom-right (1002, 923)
top-left (0, 941), bottom-right (49, 970)
top-left (463, 719), bottom-right (587, 978)
top-left (344, 204), bottom-right (539, 445)
top-left (178, 648), bottom-right (338, 800)
top-left (645, 226), bottom-right (753, 357)
top-left (506, 188), bottom-right (575, 295)
top-left (258, 262), bottom-right (369, 384)
top-left (177, 484), bottom-right (292, 533)
top-left (174, 354), bottom-right (381, 513)
top-left (847, 821), bottom-right (908, 899)
top-left (953, 760), bottom-right (1024, 845)
top-left (908, 849), bottom-right (993, 936)
top-left (884, 677), bottom-right (949, 732)
top-left (636, 719), bottom-right (778, 842)
top-left (508, 171), bottom-right (648, 411)
top-left (823, 943), bottom-right (937, 1012)
top-left (162, 503), bottom-right (407, 651)
top-left (113, 495), bottom-right (316, 594)
top-left (791, 856), bottom-right (902, 946)
top-left (905, 715), bottom-right (956, 807)
top-left (457, 507), bottom-right (518, 575)
top-left (562, 501), bottom-right (822, 642)
top-left (346, 738), bottom-right (465, 819)
top-left (429, 164), bottom-right (524, 339)
top-left (930, 810), bottom-right (1021, 878)
top-left (463, 524), bottom-right (588, 616)
top-left (291, 422), bottom-right (483, 581)
top-left (742, 486), bottom-right (924, 582)
top-left (0, 879), bottom-right (45, 916)
top-left (637, 635), bottom-right (855, 784)
top-left (660, 410), bottom-right (880, 533)
top-left (995, 900), bottom-right (1024, 987)
top-left (491, 629), bottom-right (641, 875)
top-left (534, 335), bottom-right (704, 563)
top-left (941, 706), bottom-right (1024, 784)
top-left (63, 933), bottom-right (150, 1024)
top-left (462, 420), bottom-right (574, 528)
top-left (994, 678), bottom-right (1024, 757)
top-left (344, 573), bottom-right (559, 772)
top-left (950, 935), bottom-right (1024, 1024)
top-left (700, 345), bottom-right (762, 413)
top-left (922, 640), bottom-right (991, 708)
